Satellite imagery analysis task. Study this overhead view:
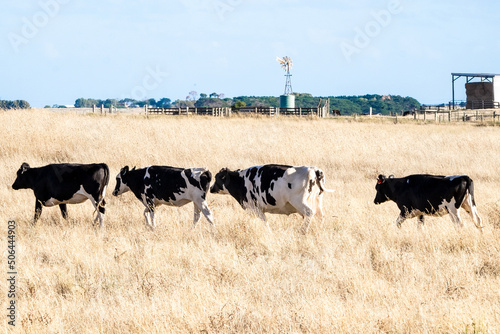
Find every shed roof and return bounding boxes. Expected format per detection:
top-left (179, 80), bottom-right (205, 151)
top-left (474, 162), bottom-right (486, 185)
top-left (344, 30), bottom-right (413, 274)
top-left (452, 73), bottom-right (499, 78)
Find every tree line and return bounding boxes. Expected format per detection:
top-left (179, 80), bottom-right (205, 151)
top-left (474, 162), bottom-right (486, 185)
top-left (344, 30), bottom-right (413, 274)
top-left (1, 94), bottom-right (420, 115)
top-left (71, 93), bottom-right (420, 115)
top-left (0, 99), bottom-right (30, 109)
top-left (73, 98), bottom-right (173, 109)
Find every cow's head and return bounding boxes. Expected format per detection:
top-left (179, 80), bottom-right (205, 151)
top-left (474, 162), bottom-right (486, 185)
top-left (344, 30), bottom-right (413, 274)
top-left (210, 168), bottom-right (230, 194)
top-left (112, 166), bottom-right (134, 196)
top-left (12, 162), bottom-right (31, 190)
top-left (374, 174), bottom-right (391, 204)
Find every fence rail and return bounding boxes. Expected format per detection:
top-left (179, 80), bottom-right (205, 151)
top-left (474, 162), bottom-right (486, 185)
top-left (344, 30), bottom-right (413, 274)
top-left (409, 109), bottom-right (500, 122)
top-left (41, 105), bottom-right (499, 123)
top-left (467, 100), bottom-right (500, 109)
top-left (146, 106), bottom-right (330, 117)
top-left (147, 107), bottom-right (230, 116)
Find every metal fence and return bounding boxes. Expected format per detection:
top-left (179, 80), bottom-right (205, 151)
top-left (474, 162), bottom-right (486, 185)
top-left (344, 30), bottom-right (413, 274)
top-left (410, 109), bottom-right (500, 123)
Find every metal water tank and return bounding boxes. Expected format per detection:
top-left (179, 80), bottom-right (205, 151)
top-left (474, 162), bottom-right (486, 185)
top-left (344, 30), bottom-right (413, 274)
top-left (279, 94), bottom-right (295, 109)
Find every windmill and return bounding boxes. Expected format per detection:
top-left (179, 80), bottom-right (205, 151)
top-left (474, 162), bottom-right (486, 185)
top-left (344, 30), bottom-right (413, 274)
top-left (277, 56), bottom-right (293, 95)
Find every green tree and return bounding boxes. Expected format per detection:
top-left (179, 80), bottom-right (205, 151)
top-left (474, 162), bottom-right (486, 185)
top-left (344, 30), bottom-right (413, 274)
top-left (103, 99), bottom-right (119, 108)
top-left (233, 101), bottom-right (246, 108)
top-left (157, 98), bottom-right (172, 108)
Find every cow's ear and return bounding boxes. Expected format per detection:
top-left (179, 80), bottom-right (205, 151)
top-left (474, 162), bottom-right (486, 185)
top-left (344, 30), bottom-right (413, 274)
top-left (219, 168), bottom-right (228, 180)
top-left (388, 175), bottom-right (394, 179)
top-left (122, 166), bottom-right (129, 174)
top-left (21, 162), bottom-right (30, 173)
top-left (131, 166), bottom-right (136, 171)
top-left (377, 174), bottom-right (386, 184)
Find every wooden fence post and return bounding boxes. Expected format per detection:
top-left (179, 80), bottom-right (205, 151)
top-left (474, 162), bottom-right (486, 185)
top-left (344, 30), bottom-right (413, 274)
top-left (100, 104), bottom-right (104, 114)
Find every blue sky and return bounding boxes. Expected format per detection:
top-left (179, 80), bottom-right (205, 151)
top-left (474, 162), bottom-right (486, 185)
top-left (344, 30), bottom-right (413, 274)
top-left (1, 0), bottom-right (499, 107)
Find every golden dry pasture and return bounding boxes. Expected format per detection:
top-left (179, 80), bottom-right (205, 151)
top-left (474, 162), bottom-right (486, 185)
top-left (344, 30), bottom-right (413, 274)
top-left (1, 109), bottom-right (500, 333)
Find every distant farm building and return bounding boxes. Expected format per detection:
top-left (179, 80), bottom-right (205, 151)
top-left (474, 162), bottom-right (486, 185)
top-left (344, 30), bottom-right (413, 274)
top-left (452, 73), bottom-right (500, 109)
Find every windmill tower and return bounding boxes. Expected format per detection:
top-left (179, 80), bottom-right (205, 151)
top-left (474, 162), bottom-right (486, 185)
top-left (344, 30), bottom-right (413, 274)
top-left (277, 56), bottom-right (293, 95)
top-left (276, 56), bottom-right (295, 109)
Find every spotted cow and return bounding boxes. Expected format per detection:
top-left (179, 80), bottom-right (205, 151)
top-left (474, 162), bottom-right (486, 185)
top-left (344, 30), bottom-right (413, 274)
top-left (210, 164), bottom-right (333, 233)
top-left (112, 165), bottom-right (214, 230)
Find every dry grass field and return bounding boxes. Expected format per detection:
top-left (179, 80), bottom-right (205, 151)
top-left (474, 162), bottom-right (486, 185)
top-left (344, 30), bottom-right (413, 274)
top-left (1, 109), bottom-right (500, 333)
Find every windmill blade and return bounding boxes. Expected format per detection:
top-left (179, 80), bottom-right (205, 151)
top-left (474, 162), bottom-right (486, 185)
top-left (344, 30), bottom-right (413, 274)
top-left (284, 57), bottom-right (292, 70)
top-left (277, 56), bottom-right (292, 71)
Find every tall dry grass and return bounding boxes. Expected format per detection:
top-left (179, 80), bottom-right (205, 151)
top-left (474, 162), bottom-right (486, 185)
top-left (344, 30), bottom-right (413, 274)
top-left (1, 109), bottom-right (499, 333)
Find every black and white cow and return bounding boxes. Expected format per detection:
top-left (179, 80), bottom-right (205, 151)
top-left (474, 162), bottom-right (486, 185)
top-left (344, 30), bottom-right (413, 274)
top-left (374, 174), bottom-right (483, 229)
top-left (210, 164), bottom-right (333, 233)
top-left (12, 162), bottom-right (109, 226)
top-left (112, 165), bottom-right (214, 230)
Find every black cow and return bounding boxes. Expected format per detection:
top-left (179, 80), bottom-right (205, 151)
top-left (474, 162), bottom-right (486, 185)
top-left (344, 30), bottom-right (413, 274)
top-left (112, 165), bottom-right (214, 230)
top-left (374, 174), bottom-right (483, 229)
top-left (210, 164), bottom-right (333, 233)
top-left (12, 162), bottom-right (109, 226)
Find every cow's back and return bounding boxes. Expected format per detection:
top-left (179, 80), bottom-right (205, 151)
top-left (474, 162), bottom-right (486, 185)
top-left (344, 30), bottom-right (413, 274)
top-left (33, 163), bottom-right (108, 201)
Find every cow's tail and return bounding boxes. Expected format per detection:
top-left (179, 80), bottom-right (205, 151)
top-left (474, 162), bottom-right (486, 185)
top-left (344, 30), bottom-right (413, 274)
top-left (315, 169), bottom-right (335, 195)
top-left (465, 176), bottom-right (483, 229)
top-left (94, 164), bottom-right (110, 215)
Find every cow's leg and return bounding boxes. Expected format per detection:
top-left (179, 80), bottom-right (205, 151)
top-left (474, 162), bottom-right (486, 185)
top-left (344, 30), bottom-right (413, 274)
top-left (87, 195), bottom-right (105, 228)
top-left (256, 209), bottom-right (270, 229)
top-left (34, 200), bottom-right (43, 223)
top-left (144, 208), bottom-right (154, 229)
top-left (300, 209), bottom-right (315, 234)
top-left (446, 205), bottom-right (463, 228)
top-left (143, 208), bottom-right (151, 227)
top-left (59, 204), bottom-right (68, 220)
top-left (314, 193), bottom-right (324, 222)
top-left (193, 204), bottom-right (201, 228)
top-left (141, 195), bottom-right (156, 229)
top-left (193, 200), bottom-right (215, 231)
top-left (289, 199), bottom-right (314, 234)
top-left (461, 194), bottom-right (483, 229)
top-left (93, 205), bottom-right (105, 228)
top-left (150, 208), bottom-right (156, 229)
top-left (96, 199), bottom-right (106, 228)
top-left (395, 214), bottom-right (406, 228)
top-left (143, 205), bottom-right (156, 230)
